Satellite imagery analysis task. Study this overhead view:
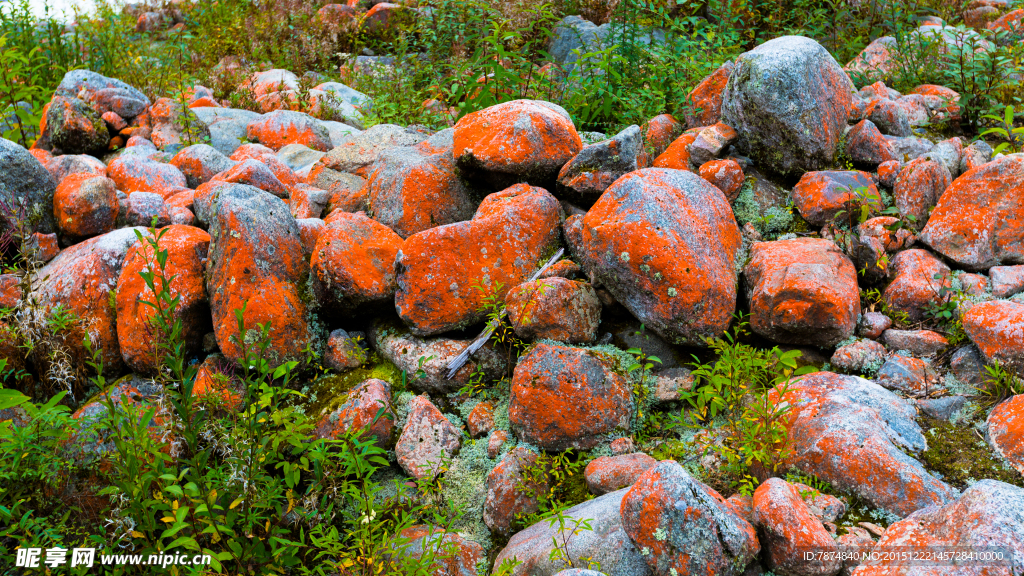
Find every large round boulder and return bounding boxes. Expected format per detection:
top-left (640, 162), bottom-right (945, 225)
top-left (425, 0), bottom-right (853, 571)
top-left (720, 36), bottom-right (853, 175)
top-left (566, 167), bottom-right (741, 346)
top-left (0, 137), bottom-right (58, 235)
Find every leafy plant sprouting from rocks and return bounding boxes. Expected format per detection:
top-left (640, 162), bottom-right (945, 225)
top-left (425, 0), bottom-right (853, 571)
top-left (979, 104), bottom-right (1024, 154)
top-left (0, 33), bottom-right (47, 147)
top-left (626, 324), bottom-right (662, 421)
top-left (861, 287), bottom-right (910, 327)
top-left (922, 273), bottom-right (967, 345)
top-left (676, 316), bottom-right (815, 495)
top-left (546, 507), bottom-right (602, 572)
top-left (515, 449), bottom-right (593, 529)
top-left (974, 360), bottom-right (1022, 410)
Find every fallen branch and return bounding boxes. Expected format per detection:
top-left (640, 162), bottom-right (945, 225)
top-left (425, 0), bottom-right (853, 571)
top-left (445, 248), bottom-right (565, 379)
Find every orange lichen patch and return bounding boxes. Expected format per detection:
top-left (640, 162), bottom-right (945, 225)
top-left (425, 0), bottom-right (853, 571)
top-left (211, 159), bottom-right (290, 197)
top-left (365, 136), bottom-right (476, 239)
top-left (882, 249), bottom-right (952, 323)
top-left (962, 300), bottom-right (1024, 372)
top-left (359, 2), bottom-right (405, 33)
top-left (452, 99), bottom-right (581, 185)
top-left (754, 479), bottom-right (840, 576)
top-left (188, 96), bottom-right (220, 108)
top-left (53, 173), bottom-right (119, 238)
top-left (569, 168), bottom-right (740, 346)
top-left (684, 61), bottom-right (733, 128)
top-left (467, 401), bottom-right (495, 437)
top-left (192, 357), bottom-right (244, 411)
top-left (509, 343), bottom-right (631, 451)
top-left (394, 183), bottom-right (562, 336)
top-left (246, 111), bottom-right (332, 152)
top-left (34, 228), bottom-right (142, 374)
top-left (859, 216), bottom-right (914, 253)
top-left (744, 238), bottom-right (860, 346)
top-left (312, 378), bottom-right (394, 445)
top-left (483, 447), bottom-right (546, 536)
top-left (505, 277), bottom-right (601, 344)
top-left (642, 113), bottom-right (684, 159)
top-left (847, 119), bottom-right (897, 166)
top-left (206, 188), bottom-right (315, 368)
top-left (230, 144), bottom-right (299, 187)
top-left (911, 84), bottom-right (961, 118)
top-left (242, 69), bottom-right (299, 99)
top-left (29, 148), bottom-right (53, 167)
top-left (166, 189), bottom-right (196, 210)
top-left (988, 394), bottom-right (1024, 474)
top-left (791, 170), bottom-right (881, 226)
top-left (767, 372), bottom-right (957, 517)
top-left (990, 8), bottom-right (1024, 32)
top-left (919, 155), bottom-right (1024, 270)
top-left (620, 460), bottom-right (759, 574)
top-left (583, 453), bottom-right (657, 495)
top-left (853, 481), bottom-right (1024, 576)
top-left (107, 156), bottom-right (188, 197)
top-left (116, 225), bottom-right (211, 374)
top-left (893, 158), bottom-right (951, 229)
top-left (698, 158), bottom-right (744, 201)
top-left (310, 211), bottom-right (403, 316)
top-left (652, 132), bottom-right (697, 171)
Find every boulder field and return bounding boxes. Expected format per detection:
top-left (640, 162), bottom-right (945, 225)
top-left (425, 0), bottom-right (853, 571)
top-left (3, 32), bottom-right (1024, 576)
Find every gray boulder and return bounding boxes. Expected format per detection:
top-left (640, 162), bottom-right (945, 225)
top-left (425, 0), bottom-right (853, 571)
top-left (191, 107), bottom-right (262, 157)
top-left (557, 125), bottom-right (642, 198)
top-left (493, 488), bottom-right (653, 576)
top-left (721, 36), bottom-right (853, 175)
top-left (0, 137), bottom-right (58, 234)
top-left (54, 70), bottom-right (150, 119)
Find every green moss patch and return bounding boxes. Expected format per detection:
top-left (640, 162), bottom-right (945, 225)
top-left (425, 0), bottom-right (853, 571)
top-left (918, 417), bottom-right (1024, 490)
top-left (304, 352), bottom-right (401, 418)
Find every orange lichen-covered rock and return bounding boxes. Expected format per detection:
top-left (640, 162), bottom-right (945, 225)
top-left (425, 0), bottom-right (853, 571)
top-left (395, 395), bottom-right (460, 480)
top-left (395, 183), bottom-right (562, 336)
top-left (509, 343), bottom-right (632, 451)
top-left (313, 378), bottom-right (394, 445)
top-left (846, 119), bottom-right (897, 167)
top-left (467, 401), bottom-right (494, 437)
top-left (721, 36), bottom-right (853, 175)
top-left (453, 99), bottom-right (581, 187)
top-left (53, 173), bottom-right (119, 238)
top-left (753, 478), bottom-right (840, 576)
top-left (399, 525), bottom-right (484, 576)
top-left (484, 446), bottom-right (547, 537)
top-left (791, 170), bottom-right (881, 227)
top-left (911, 84), bottom-right (961, 119)
top-left (71, 376), bottom-right (170, 459)
top-left (47, 153), bottom-right (107, 184)
top-left (642, 113), bottom-right (684, 159)
top-left (850, 481), bottom-right (1024, 576)
top-left (359, 2), bottom-right (409, 34)
top-left (506, 277), bottom-right (601, 344)
top-left (699, 158), bottom-right (744, 201)
top-left (116, 225), bottom-right (211, 374)
top-left (988, 394), bottom-right (1024, 475)
top-left (687, 122), bottom-right (737, 165)
top-left (920, 155), bottom-right (1024, 271)
top-left (684, 61), bottom-right (734, 128)
top-left (848, 215), bottom-right (916, 282)
top-left (989, 8), bottom-right (1024, 33)
top-left (169, 143), bottom-right (237, 187)
top-left (744, 238), bottom-right (860, 347)
top-left (844, 36), bottom-right (897, 83)
top-left (310, 211), bottom-right (403, 318)
top-left (204, 184), bottom-right (319, 368)
top-left (246, 110), bottom-right (332, 152)
top-left (191, 356), bottom-right (244, 410)
top-left (882, 249), bottom-right (951, 322)
top-left (242, 69), bottom-right (299, 99)
top-left (565, 168), bottom-right (740, 346)
top-left (108, 155), bottom-right (188, 197)
top-left (211, 158), bottom-right (290, 198)
top-left (230, 143), bottom-right (299, 187)
top-left (962, 300), bottom-right (1024, 372)
top-left (316, 124), bottom-right (426, 177)
top-left (583, 452), bottom-right (657, 495)
top-left (365, 128), bottom-right (477, 238)
top-left (768, 372), bottom-right (957, 517)
top-left (620, 460), bottom-right (760, 576)
top-left (32, 227), bottom-right (145, 374)
top-left (652, 132), bottom-right (696, 171)
top-left (894, 158), bottom-right (951, 229)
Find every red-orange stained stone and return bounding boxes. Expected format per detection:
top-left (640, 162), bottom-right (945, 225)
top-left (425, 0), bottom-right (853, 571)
top-left (116, 225), bottom-right (211, 374)
top-left (652, 132), bottom-right (697, 171)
